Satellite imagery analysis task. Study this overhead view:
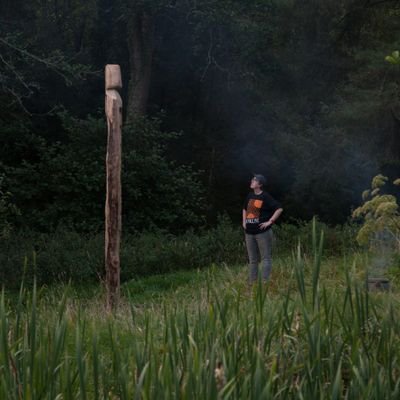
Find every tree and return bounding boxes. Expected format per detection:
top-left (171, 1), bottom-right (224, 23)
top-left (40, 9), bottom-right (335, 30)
top-left (0, 0), bottom-right (96, 115)
top-left (127, 8), bottom-right (155, 119)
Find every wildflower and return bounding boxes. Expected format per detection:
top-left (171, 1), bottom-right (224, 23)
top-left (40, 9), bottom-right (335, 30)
top-left (371, 188), bottom-right (380, 196)
top-left (372, 174), bottom-right (388, 189)
top-left (362, 190), bottom-right (370, 201)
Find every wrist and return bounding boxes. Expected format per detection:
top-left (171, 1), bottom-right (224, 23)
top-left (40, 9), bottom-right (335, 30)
top-left (269, 219), bottom-right (275, 224)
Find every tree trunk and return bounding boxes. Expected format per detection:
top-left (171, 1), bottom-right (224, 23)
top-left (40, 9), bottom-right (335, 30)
top-left (127, 11), bottom-right (154, 120)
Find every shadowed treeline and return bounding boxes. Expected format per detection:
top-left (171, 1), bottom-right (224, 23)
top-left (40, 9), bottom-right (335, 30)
top-left (1, 0), bottom-right (400, 233)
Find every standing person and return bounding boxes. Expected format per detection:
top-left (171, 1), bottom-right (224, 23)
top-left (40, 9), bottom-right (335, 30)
top-left (242, 174), bottom-right (283, 284)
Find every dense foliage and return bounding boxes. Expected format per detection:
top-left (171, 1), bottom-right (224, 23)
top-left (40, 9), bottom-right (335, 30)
top-left (1, 113), bottom-right (204, 232)
top-left (0, 219), bottom-right (357, 288)
top-left (1, 0), bottom-right (400, 231)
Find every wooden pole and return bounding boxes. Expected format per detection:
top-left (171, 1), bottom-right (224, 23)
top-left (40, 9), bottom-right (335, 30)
top-left (105, 64), bottom-right (122, 310)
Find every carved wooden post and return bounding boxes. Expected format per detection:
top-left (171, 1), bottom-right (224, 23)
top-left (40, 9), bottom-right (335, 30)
top-left (105, 64), bottom-right (122, 310)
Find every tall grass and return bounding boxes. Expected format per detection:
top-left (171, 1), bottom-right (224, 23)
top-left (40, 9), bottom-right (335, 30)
top-left (1, 221), bottom-right (399, 398)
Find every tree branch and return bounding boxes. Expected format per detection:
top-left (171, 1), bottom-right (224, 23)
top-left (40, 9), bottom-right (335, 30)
top-left (0, 38), bottom-right (74, 84)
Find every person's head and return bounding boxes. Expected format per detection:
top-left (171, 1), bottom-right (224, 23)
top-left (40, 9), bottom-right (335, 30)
top-left (250, 174), bottom-right (266, 190)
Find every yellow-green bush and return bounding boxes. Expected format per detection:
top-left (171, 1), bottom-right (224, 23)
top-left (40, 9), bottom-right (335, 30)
top-left (352, 174), bottom-right (400, 248)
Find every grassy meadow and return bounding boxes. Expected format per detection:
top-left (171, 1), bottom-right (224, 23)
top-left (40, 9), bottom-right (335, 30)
top-left (1, 225), bottom-right (400, 399)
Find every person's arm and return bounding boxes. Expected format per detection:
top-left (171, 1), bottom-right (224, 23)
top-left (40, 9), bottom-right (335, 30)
top-left (269, 208), bottom-right (283, 224)
top-left (242, 209), bottom-right (247, 229)
top-left (259, 207), bottom-right (283, 230)
top-left (242, 195), bottom-right (249, 229)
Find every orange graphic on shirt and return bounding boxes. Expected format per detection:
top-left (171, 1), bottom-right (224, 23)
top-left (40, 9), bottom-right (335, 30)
top-left (246, 199), bottom-right (263, 219)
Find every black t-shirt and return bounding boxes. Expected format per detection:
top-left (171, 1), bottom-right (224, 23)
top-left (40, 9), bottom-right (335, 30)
top-left (243, 191), bottom-right (281, 235)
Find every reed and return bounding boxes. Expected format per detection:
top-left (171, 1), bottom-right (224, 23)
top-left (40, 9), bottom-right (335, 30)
top-left (1, 221), bottom-right (399, 398)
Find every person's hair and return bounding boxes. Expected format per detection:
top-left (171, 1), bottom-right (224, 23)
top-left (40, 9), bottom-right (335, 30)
top-left (253, 174), bottom-right (266, 186)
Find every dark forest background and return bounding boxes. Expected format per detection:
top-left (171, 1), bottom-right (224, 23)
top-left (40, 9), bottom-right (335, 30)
top-left (1, 0), bottom-right (400, 235)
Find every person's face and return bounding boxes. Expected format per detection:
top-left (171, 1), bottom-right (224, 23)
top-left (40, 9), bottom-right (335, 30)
top-left (250, 177), bottom-right (262, 190)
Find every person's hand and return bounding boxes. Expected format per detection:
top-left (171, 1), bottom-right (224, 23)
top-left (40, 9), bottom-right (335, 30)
top-left (259, 221), bottom-right (273, 230)
top-left (242, 222), bottom-right (246, 229)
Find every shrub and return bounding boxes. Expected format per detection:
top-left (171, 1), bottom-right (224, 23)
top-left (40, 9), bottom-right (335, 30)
top-left (274, 219), bottom-right (358, 256)
top-left (352, 174), bottom-right (400, 249)
top-left (0, 219), bottom-right (357, 289)
top-left (0, 221), bottom-right (244, 289)
top-left (2, 113), bottom-right (205, 233)
top-left (0, 174), bottom-right (20, 238)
